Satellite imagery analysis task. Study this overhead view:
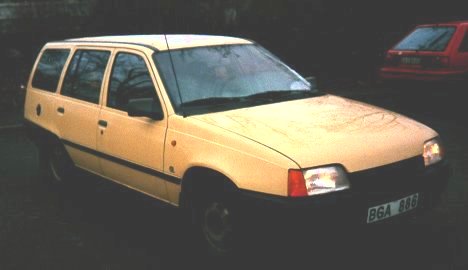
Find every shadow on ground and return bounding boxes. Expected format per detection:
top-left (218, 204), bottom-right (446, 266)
top-left (0, 137), bottom-right (464, 270)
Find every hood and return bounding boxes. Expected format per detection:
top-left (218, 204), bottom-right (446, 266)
top-left (193, 95), bottom-right (438, 172)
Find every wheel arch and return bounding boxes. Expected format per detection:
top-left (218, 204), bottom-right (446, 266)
top-left (25, 120), bottom-right (62, 148)
top-left (179, 166), bottom-right (239, 209)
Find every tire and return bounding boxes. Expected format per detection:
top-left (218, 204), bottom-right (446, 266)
top-left (38, 139), bottom-right (75, 186)
top-left (192, 190), bottom-right (239, 256)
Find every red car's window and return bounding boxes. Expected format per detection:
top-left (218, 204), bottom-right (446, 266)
top-left (394, 26), bottom-right (456, 52)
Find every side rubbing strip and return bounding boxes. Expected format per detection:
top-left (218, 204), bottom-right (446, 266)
top-left (62, 140), bottom-right (181, 185)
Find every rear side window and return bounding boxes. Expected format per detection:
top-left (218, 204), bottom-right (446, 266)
top-left (459, 30), bottom-right (468, 52)
top-left (394, 27), bottom-right (456, 51)
top-left (107, 52), bottom-right (159, 112)
top-left (61, 50), bottom-right (111, 104)
top-left (32, 49), bottom-right (70, 92)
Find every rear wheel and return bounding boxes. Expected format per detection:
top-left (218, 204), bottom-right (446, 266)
top-left (39, 140), bottom-right (74, 185)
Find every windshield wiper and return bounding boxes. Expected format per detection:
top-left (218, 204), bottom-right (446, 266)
top-left (181, 90), bottom-right (321, 114)
top-left (181, 97), bottom-right (244, 107)
top-left (244, 90), bottom-right (319, 100)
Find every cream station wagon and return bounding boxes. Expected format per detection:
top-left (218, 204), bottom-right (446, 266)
top-left (24, 35), bottom-right (450, 254)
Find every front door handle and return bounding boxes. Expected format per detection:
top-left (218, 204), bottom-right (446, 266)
top-left (98, 120), bottom-right (108, 127)
top-left (57, 107), bottom-right (65, 114)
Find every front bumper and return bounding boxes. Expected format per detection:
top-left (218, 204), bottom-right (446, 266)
top-left (238, 157), bottom-right (450, 226)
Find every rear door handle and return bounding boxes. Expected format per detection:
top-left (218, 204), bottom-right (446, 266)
top-left (98, 120), bottom-right (108, 127)
top-left (57, 107), bottom-right (65, 114)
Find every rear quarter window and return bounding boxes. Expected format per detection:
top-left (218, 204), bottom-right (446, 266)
top-left (31, 49), bottom-right (70, 92)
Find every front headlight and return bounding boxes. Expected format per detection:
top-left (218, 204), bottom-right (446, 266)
top-left (423, 138), bottom-right (444, 166)
top-left (288, 166), bottom-right (350, 197)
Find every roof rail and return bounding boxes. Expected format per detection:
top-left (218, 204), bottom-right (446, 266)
top-left (48, 40), bottom-right (159, 52)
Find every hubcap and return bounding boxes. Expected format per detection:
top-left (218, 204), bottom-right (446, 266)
top-left (202, 201), bottom-right (233, 250)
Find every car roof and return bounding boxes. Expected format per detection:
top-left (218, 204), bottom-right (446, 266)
top-left (64, 34), bottom-right (253, 51)
top-left (417, 20), bottom-right (468, 27)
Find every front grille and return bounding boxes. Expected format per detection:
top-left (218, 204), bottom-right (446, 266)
top-left (349, 156), bottom-right (425, 193)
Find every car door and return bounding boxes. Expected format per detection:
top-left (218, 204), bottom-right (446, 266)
top-left (97, 49), bottom-right (169, 201)
top-left (55, 48), bottom-right (112, 174)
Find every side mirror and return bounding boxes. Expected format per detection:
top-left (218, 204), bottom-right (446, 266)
top-left (304, 76), bottom-right (318, 90)
top-left (127, 98), bottom-right (164, 121)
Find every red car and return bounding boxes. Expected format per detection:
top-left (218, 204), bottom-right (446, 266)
top-left (379, 21), bottom-right (468, 82)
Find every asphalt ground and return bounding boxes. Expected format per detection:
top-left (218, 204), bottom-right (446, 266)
top-left (0, 82), bottom-right (467, 269)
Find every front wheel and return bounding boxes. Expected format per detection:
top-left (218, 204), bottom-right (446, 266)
top-left (202, 200), bottom-right (235, 253)
top-left (193, 192), bottom-right (239, 256)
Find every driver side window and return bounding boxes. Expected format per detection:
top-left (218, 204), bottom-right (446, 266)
top-left (108, 52), bottom-right (161, 113)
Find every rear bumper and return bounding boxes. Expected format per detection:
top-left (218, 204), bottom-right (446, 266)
top-left (379, 67), bottom-right (467, 82)
top-left (238, 159), bottom-right (450, 227)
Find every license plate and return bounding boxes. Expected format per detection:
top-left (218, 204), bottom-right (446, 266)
top-left (367, 193), bottom-right (419, 224)
top-left (401, 57), bottom-right (421, 65)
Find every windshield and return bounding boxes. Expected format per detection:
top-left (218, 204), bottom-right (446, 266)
top-left (394, 26), bottom-right (456, 51)
top-left (153, 44), bottom-right (319, 115)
